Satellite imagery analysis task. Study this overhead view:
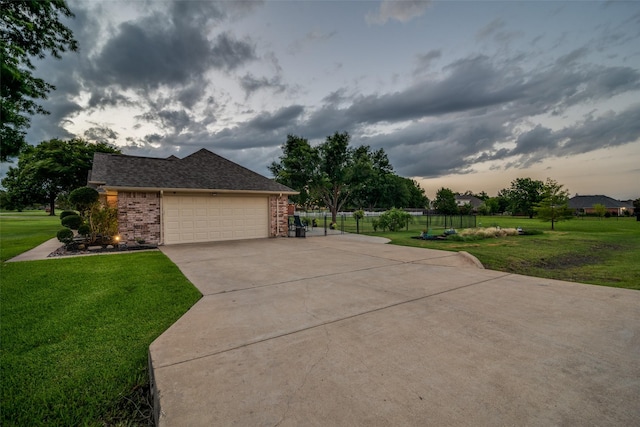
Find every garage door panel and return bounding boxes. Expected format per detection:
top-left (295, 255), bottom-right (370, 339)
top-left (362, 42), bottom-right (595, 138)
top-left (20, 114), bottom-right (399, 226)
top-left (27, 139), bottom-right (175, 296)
top-left (164, 195), bottom-right (268, 244)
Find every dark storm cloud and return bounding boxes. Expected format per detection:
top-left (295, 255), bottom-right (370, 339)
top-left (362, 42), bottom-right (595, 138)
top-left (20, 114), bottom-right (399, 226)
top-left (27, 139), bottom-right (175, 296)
top-left (288, 51), bottom-right (640, 178)
top-left (239, 73), bottom-right (286, 97)
top-left (346, 56), bottom-right (523, 124)
top-left (210, 32), bottom-right (257, 71)
top-left (247, 105), bottom-right (305, 132)
top-left (557, 104), bottom-right (640, 154)
top-left (84, 125), bottom-right (118, 144)
top-left (78, 0), bottom-right (256, 114)
top-left (87, 89), bottom-right (135, 109)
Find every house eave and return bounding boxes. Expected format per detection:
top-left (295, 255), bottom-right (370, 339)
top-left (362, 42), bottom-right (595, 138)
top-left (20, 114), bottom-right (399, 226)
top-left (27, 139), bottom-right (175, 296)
top-left (98, 185), bottom-right (299, 196)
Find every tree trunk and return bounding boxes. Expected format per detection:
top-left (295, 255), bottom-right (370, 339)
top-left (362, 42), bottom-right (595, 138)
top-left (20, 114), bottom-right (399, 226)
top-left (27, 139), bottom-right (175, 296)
top-left (49, 194), bottom-right (56, 216)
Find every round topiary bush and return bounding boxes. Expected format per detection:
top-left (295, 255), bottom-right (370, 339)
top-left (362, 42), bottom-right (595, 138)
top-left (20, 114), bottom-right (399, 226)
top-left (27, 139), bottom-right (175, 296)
top-left (61, 214), bottom-right (83, 230)
top-left (77, 223), bottom-right (91, 236)
top-left (69, 187), bottom-right (99, 212)
top-left (59, 210), bottom-right (77, 220)
top-left (57, 228), bottom-right (74, 244)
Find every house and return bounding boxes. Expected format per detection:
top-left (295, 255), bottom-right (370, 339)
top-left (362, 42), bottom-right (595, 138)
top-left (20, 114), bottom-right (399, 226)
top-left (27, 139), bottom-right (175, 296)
top-left (88, 149), bottom-right (297, 245)
top-left (567, 195), bottom-right (632, 216)
top-left (454, 195), bottom-right (483, 210)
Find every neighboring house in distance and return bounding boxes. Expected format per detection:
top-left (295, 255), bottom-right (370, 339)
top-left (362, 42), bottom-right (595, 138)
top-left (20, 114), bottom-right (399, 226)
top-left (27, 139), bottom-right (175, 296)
top-left (88, 149), bottom-right (297, 245)
top-left (567, 195), bottom-right (633, 216)
top-left (454, 195), bottom-right (483, 211)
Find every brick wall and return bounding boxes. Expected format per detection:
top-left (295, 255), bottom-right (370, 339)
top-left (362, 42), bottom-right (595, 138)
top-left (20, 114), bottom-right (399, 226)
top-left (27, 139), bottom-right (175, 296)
top-left (117, 191), bottom-right (161, 244)
top-left (269, 194), bottom-right (290, 237)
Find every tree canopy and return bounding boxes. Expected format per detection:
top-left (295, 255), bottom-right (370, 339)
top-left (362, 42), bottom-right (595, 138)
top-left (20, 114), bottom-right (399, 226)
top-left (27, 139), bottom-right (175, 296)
top-left (433, 187), bottom-right (458, 215)
top-left (269, 132), bottom-right (428, 222)
top-left (1, 0), bottom-right (78, 161)
top-left (0, 138), bottom-right (119, 215)
top-left (501, 177), bottom-right (545, 218)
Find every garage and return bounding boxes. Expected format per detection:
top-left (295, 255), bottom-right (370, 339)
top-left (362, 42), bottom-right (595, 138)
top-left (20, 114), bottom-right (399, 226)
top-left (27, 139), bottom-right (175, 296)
top-left (88, 149), bottom-right (296, 245)
top-left (163, 194), bottom-right (269, 244)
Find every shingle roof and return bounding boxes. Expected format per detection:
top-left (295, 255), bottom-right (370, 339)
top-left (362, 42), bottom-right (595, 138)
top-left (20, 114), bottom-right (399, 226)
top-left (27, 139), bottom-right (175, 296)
top-left (568, 195), bottom-right (627, 209)
top-left (454, 195), bottom-right (483, 208)
top-left (88, 148), bottom-right (296, 194)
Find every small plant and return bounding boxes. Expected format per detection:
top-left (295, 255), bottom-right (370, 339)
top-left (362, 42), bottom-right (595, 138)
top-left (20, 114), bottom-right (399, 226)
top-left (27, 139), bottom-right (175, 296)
top-left (378, 208), bottom-right (413, 232)
top-left (56, 228), bottom-right (74, 244)
top-left (372, 218), bottom-right (379, 231)
top-left (59, 210), bottom-right (77, 220)
top-left (61, 214), bottom-right (83, 230)
top-left (89, 205), bottom-right (118, 238)
top-left (353, 210), bottom-right (364, 220)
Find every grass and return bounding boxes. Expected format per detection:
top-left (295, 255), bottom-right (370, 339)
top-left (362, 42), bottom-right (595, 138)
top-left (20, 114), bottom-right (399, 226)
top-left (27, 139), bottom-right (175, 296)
top-left (353, 215), bottom-right (640, 290)
top-left (0, 211), bottom-right (61, 261)
top-left (1, 213), bottom-right (201, 426)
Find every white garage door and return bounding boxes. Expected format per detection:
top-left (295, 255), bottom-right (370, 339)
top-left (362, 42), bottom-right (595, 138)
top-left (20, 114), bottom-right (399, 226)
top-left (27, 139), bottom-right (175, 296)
top-left (163, 194), bottom-right (269, 244)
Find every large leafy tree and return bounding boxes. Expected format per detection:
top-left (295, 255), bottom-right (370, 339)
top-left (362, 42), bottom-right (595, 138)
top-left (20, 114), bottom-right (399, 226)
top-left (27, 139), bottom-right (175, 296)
top-left (380, 175), bottom-right (428, 209)
top-left (502, 177), bottom-right (545, 218)
top-left (350, 145), bottom-right (394, 209)
top-left (433, 187), bottom-right (458, 215)
top-left (1, 138), bottom-right (120, 215)
top-left (271, 132), bottom-right (428, 220)
top-left (316, 132), bottom-right (355, 223)
top-left (268, 135), bottom-right (318, 210)
top-left (271, 132), bottom-right (355, 223)
top-left (1, 0), bottom-right (78, 161)
top-left (534, 178), bottom-right (573, 230)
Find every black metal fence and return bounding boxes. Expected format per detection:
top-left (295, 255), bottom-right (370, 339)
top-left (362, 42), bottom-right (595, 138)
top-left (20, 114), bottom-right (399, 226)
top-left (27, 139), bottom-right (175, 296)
top-left (293, 212), bottom-right (476, 235)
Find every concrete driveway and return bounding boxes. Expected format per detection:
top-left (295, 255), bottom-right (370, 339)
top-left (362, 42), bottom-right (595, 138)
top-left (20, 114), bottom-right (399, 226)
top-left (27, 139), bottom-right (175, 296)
top-left (150, 235), bottom-right (640, 426)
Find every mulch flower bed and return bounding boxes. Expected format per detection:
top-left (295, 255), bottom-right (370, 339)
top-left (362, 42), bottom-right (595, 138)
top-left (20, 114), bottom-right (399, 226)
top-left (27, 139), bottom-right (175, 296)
top-left (48, 243), bottom-right (158, 258)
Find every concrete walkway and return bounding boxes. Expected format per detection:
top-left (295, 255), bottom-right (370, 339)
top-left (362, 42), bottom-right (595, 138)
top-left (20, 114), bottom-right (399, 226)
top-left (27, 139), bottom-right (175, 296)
top-left (5, 237), bottom-right (64, 262)
top-left (152, 235), bottom-right (640, 426)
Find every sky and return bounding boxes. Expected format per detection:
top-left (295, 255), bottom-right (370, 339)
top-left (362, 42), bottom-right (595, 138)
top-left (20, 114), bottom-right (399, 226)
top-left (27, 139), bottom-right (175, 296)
top-left (14, 0), bottom-right (640, 200)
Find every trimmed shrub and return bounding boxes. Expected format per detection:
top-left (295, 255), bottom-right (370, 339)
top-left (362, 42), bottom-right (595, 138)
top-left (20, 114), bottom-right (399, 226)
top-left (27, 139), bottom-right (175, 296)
top-left (56, 228), bottom-right (74, 244)
top-left (77, 224), bottom-right (91, 236)
top-left (59, 210), bottom-right (77, 220)
top-left (69, 187), bottom-right (99, 217)
top-left (61, 214), bottom-right (83, 230)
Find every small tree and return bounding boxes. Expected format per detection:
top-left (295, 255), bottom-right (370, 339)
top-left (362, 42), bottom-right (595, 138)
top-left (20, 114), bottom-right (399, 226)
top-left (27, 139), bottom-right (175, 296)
top-left (433, 188), bottom-right (458, 215)
top-left (592, 203), bottom-right (607, 219)
top-left (69, 187), bottom-right (99, 220)
top-left (458, 203), bottom-right (474, 216)
top-left (353, 210), bottom-right (364, 234)
top-left (535, 179), bottom-right (573, 230)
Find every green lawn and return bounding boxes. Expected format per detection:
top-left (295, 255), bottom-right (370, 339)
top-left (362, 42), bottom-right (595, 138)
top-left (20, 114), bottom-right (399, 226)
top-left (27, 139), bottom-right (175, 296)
top-left (0, 211), bottom-right (61, 261)
top-left (354, 215), bottom-right (640, 290)
top-left (0, 213), bottom-right (201, 426)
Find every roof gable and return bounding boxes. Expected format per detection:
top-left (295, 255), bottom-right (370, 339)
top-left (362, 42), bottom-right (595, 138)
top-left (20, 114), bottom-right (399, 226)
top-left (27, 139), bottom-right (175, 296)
top-left (89, 148), bottom-right (295, 194)
top-left (568, 195), bottom-right (627, 209)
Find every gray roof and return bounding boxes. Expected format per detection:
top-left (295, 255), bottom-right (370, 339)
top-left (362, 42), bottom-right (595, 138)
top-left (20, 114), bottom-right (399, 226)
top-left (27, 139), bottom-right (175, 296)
top-left (568, 195), bottom-right (627, 209)
top-left (454, 195), bottom-right (483, 208)
top-left (89, 148), bottom-right (296, 194)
